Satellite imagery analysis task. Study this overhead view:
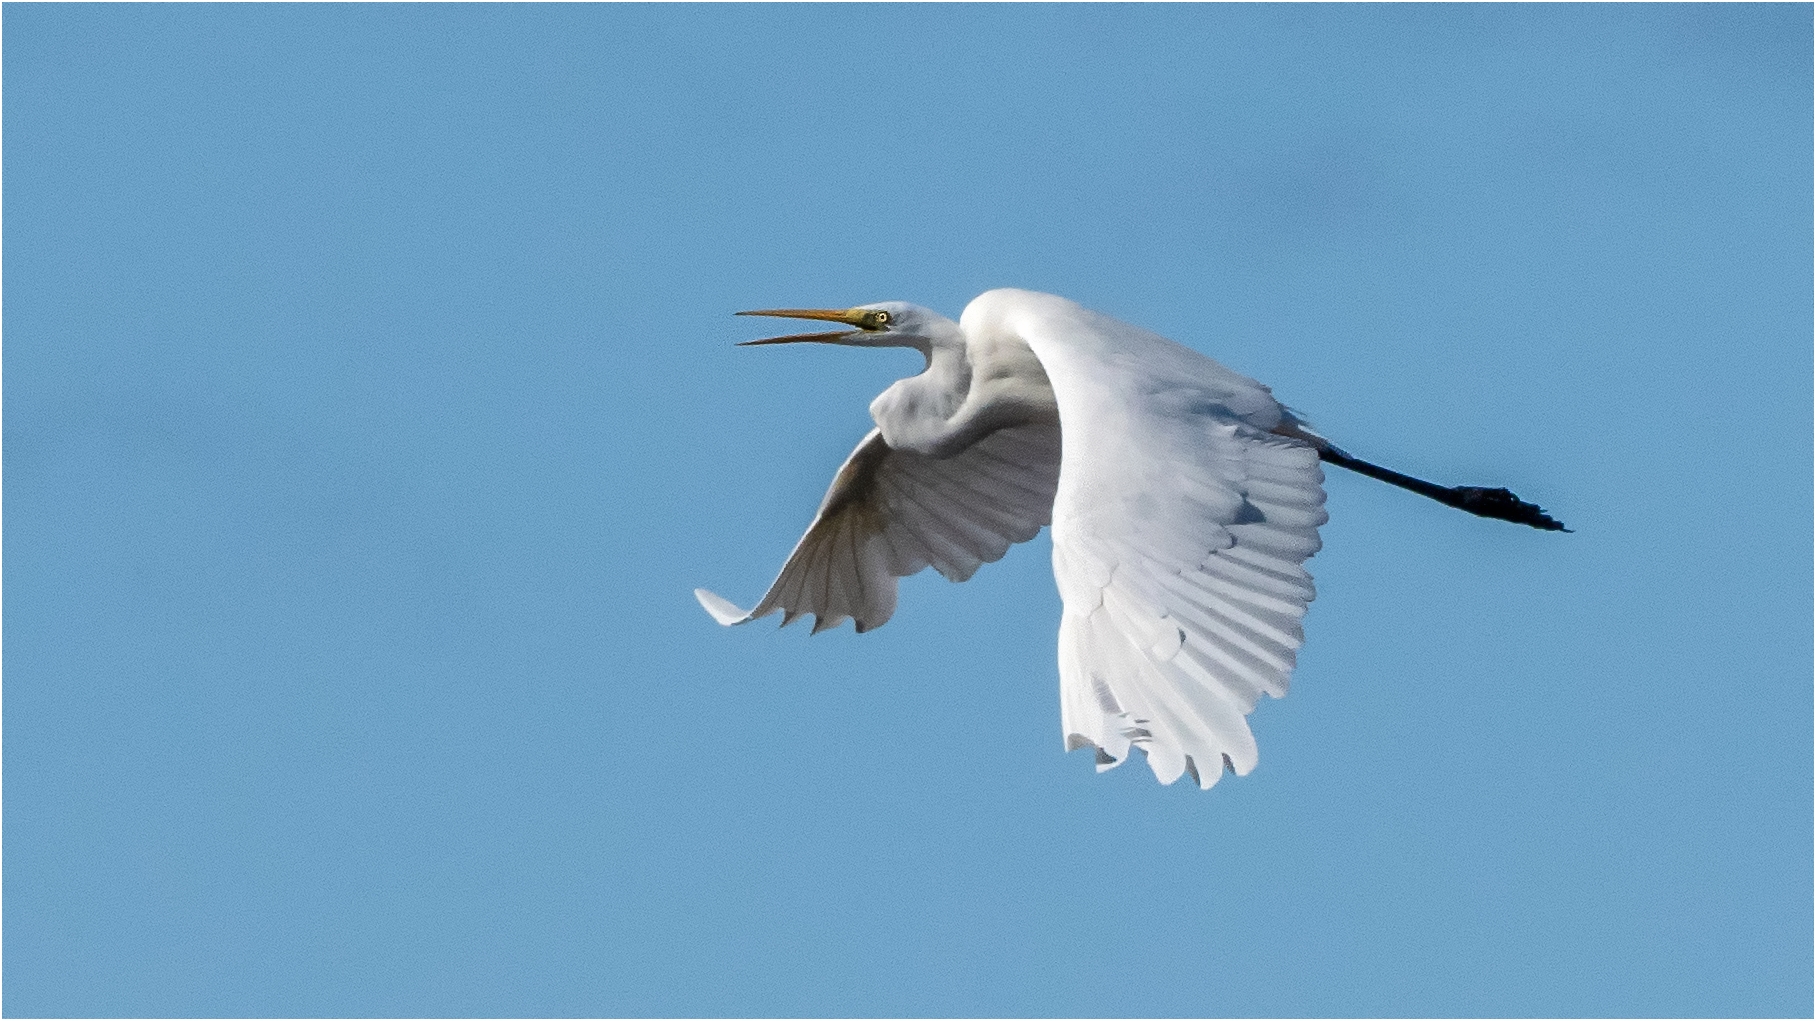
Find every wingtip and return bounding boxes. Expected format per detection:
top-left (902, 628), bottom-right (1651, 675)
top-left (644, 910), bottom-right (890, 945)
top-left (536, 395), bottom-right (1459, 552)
top-left (694, 588), bottom-right (753, 626)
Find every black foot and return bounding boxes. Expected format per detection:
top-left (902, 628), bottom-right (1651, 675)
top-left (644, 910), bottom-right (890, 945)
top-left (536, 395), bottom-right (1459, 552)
top-left (1448, 487), bottom-right (1571, 532)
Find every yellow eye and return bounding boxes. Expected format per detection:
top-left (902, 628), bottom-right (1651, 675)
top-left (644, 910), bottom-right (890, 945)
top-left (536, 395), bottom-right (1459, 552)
top-left (871, 310), bottom-right (891, 327)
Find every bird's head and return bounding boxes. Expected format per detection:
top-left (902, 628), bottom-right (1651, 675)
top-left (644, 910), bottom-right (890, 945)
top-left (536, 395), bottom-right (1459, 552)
top-left (735, 302), bottom-right (954, 353)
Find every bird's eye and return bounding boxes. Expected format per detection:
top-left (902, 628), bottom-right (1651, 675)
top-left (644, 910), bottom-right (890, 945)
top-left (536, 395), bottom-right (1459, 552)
top-left (871, 311), bottom-right (891, 327)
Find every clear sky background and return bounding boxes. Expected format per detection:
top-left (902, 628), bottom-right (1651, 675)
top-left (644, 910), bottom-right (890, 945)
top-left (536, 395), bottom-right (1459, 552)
top-left (5, 5), bottom-right (1810, 1017)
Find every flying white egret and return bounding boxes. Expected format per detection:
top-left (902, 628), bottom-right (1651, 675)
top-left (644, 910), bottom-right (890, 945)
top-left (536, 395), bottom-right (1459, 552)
top-left (696, 289), bottom-right (1565, 789)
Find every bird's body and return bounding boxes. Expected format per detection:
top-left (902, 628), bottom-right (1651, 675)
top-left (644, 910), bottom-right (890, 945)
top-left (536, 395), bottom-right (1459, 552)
top-left (868, 299), bottom-right (1058, 458)
top-left (699, 289), bottom-right (1564, 789)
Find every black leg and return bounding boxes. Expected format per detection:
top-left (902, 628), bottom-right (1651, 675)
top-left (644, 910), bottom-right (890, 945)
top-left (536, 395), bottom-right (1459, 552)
top-left (1318, 447), bottom-right (1571, 532)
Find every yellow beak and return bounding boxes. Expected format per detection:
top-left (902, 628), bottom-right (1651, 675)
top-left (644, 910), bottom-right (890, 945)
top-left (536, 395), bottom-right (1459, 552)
top-left (735, 307), bottom-right (876, 346)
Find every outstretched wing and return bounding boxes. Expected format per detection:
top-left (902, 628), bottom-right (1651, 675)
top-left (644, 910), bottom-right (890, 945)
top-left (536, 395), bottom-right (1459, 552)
top-left (976, 289), bottom-right (1328, 789)
top-left (696, 421), bottom-right (1062, 634)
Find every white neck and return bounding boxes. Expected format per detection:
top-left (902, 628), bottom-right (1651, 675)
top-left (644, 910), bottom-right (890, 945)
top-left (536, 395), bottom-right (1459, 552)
top-left (867, 327), bottom-right (973, 456)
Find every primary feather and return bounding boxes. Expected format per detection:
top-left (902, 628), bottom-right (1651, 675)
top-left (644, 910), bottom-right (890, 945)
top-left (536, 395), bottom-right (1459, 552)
top-left (694, 420), bottom-right (1062, 634)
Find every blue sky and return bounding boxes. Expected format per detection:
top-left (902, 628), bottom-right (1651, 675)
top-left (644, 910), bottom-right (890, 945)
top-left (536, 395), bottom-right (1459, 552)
top-left (5, 5), bottom-right (1810, 1017)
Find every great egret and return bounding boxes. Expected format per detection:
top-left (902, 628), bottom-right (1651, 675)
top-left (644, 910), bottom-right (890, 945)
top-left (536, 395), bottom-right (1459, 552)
top-left (696, 289), bottom-right (1565, 789)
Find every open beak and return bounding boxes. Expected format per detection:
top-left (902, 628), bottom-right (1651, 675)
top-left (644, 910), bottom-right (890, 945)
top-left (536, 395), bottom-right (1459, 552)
top-left (735, 307), bottom-right (874, 346)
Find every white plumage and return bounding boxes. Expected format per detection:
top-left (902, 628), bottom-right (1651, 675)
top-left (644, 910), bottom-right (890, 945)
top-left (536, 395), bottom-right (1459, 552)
top-left (698, 420), bottom-right (1062, 634)
top-left (698, 288), bottom-right (1564, 789)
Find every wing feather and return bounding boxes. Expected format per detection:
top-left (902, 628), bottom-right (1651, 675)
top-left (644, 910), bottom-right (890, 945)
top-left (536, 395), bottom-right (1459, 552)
top-left (1148, 576), bottom-right (1297, 673)
top-left (882, 468), bottom-right (995, 579)
top-left (881, 477), bottom-right (983, 580)
top-left (921, 432), bottom-right (1055, 520)
top-left (1199, 549), bottom-right (1316, 602)
top-left (976, 289), bottom-right (1329, 789)
top-left (696, 422), bottom-right (1061, 633)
